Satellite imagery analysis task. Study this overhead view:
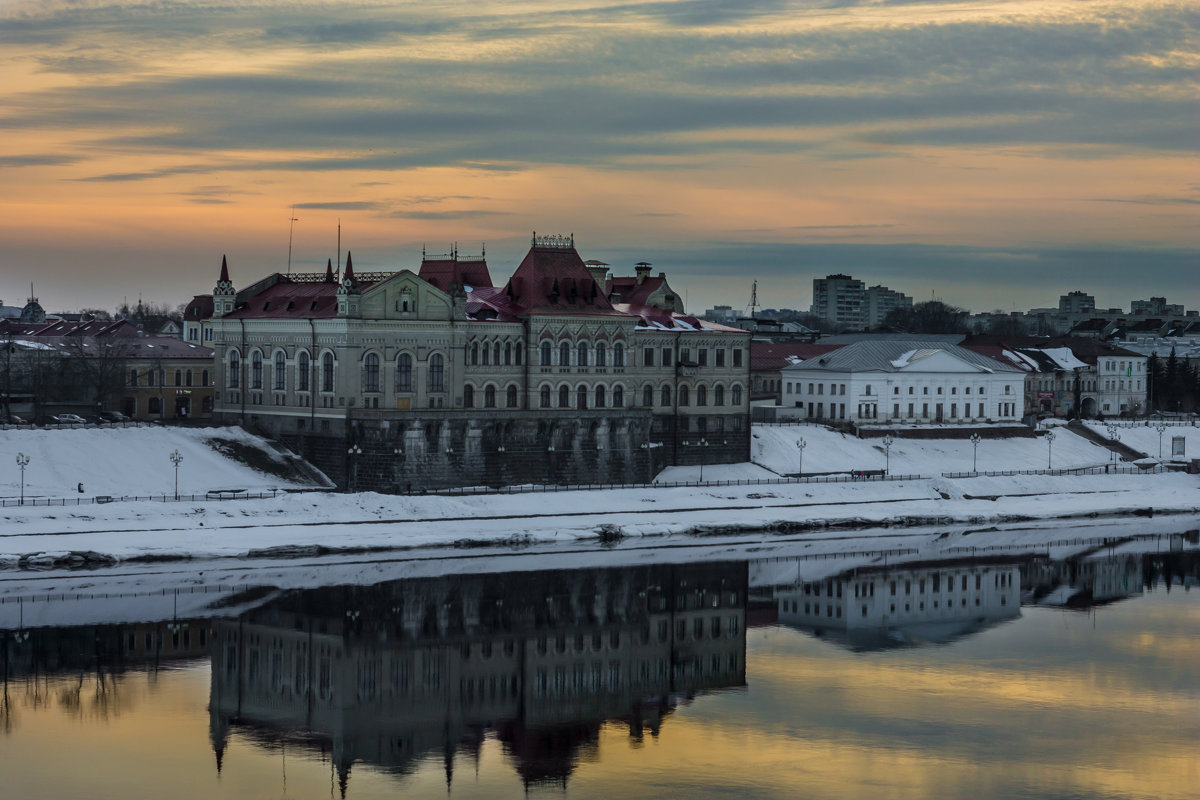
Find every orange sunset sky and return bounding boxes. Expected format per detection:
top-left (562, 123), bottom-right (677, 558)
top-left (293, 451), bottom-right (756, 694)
top-left (1, 0), bottom-right (1196, 315)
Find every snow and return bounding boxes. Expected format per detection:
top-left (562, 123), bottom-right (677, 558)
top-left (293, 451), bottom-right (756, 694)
top-left (752, 424), bottom-right (1110, 475)
top-left (1083, 421), bottom-right (1200, 461)
top-left (0, 426), bottom-right (314, 499)
top-left (1039, 347), bottom-right (1089, 371)
top-left (654, 462), bottom-right (778, 483)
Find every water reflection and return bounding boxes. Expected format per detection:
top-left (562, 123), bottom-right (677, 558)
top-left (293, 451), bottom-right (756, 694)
top-left (1, 536), bottom-right (1197, 799)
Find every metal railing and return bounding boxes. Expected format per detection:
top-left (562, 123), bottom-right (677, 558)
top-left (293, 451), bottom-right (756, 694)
top-left (0, 490), bottom-right (281, 508)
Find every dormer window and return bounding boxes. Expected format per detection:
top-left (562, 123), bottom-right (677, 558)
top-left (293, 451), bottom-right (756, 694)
top-left (395, 289), bottom-right (414, 313)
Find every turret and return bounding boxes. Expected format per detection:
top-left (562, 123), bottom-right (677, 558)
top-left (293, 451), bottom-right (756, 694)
top-left (336, 251), bottom-right (361, 317)
top-left (212, 255), bottom-right (236, 317)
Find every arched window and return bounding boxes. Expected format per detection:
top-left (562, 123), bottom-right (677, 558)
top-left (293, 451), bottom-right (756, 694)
top-left (505, 342), bottom-right (512, 366)
top-left (494, 342), bottom-right (501, 365)
top-left (731, 384), bottom-right (743, 405)
top-left (251, 351), bottom-right (263, 389)
top-left (228, 351), bottom-right (240, 389)
top-left (558, 385), bottom-right (570, 408)
top-left (612, 385), bottom-right (624, 408)
top-left (297, 352), bottom-right (310, 391)
top-left (464, 385), bottom-right (475, 408)
top-left (507, 384), bottom-right (518, 407)
top-left (471, 342), bottom-right (479, 366)
top-left (578, 342), bottom-right (588, 366)
top-left (202, 369), bottom-right (210, 386)
top-left (643, 385), bottom-right (653, 407)
top-left (595, 385), bottom-right (606, 408)
top-left (322, 353), bottom-right (335, 392)
top-left (482, 342), bottom-right (490, 365)
top-left (428, 354), bottom-right (444, 393)
top-left (614, 343), bottom-right (625, 367)
top-left (714, 384), bottom-right (725, 406)
top-left (515, 342), bottom-right (523, 366)
top-left (186, 370), bottom-right (192, 387)
top-left (395, 353), bottom-right (412, 392)
top-left (540, 341), bottom-right (552, 366)
top-left (484, 385), bottom-right (496, 408)
top-left (174, 369), bottom-right (182, 387)
top-left (696, 385), bottom-right (707, 406)
top-left (274, 351), bottom-right (286, 391)
top-left (596, 342), bottom-right (606, 367)
top-left (540, 385), bottom-right (552, 408)
top-left (559, 341), bottom-right (570, 366)
top-left (577, 386), bottom-right (588, 410)
top-left (661, 385), bottom-right (671, 406)
top-left (363, 353), bottom-right (380, 392)
top-left (679, 385), bottom-right (690, 406)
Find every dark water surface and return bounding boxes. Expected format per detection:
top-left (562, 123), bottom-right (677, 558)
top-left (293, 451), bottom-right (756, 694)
top-left (1, 538), bottom-right (1197, 799)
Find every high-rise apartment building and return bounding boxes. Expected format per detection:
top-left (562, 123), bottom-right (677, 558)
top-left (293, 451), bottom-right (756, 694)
top-left (811, 275), bottom-right (910, 329)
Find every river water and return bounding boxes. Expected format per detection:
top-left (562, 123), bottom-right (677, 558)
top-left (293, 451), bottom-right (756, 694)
top-left (1, 531), bottom-right (1197, 799)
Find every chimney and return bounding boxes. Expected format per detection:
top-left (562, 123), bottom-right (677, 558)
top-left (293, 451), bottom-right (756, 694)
top-left (635, 262), bottom-right (652, 285)
top-left (586, 265), bottom-right (609, 286)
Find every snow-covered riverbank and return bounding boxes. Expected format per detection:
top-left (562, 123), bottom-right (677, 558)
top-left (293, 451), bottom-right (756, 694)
top-left (2, 471), bottom-right (1196, 568)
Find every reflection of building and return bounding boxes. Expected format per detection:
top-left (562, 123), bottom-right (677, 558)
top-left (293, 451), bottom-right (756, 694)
top-left (1, 619), bottom-right (210, 677)
top-left (1025, 553), bottom-right (1144, 608)
top-left (776, 559), bottom-right (1021, 650)
top-left (208, 562), bottom-right (747, 793)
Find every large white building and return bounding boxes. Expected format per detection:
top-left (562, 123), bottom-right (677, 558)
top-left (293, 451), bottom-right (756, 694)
top-left (781, 339), bottom-right (1025, 424)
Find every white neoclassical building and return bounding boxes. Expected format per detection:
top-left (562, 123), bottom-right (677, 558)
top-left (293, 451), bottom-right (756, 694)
top-left (781, 339), bottom-right (1025, 424)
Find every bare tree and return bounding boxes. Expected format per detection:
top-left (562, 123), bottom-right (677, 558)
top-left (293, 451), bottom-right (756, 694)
top-left (62, 334), bottom-right (132, 412)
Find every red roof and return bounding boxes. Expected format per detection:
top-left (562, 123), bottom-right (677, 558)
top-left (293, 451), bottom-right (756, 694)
top-left (419, 256), bottom-right (492, 292)
top-left (606, 275), bottom-right (666, 306)
top-left (500, 244), bottom-right (619, 316)
top-left (222, 272), bottom-right (388, 320)
top-left (750, 342), bottom-right (842, 372)
top-left (184, 294), bottom-right (214, 321)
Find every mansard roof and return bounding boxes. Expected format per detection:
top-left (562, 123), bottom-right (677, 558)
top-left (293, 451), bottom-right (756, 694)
top-left (784, 338), bottom-right (1023, 374)
top-left (222, 271), bottom-right (392, 319)
top-left (500, 238), bottom-right (619, 316)
top-left (418, 249), bottom-right (492, 292)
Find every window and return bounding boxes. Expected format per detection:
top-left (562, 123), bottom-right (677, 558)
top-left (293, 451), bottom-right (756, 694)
top-left (643, 385), bottom-right (653, 406)
top-left (716, 348), bottom-right (725, 367)
top-left (515, 342), bottom-right (523, 365)
top-left (363, 353), bottom-right (380, 392)
top-left (504, 342), bottom-right (512, 365)
top-left (202, 369), bottom-right (209, 386)
top-left (559, 385), bottom-right (570, 408)
top-left (643, 348), bottom-right (654, 367)
top-left (228, 351), bottom-right (240, 388)
top-left (714, 385), bottom-right (725, 405)
top-left (865, 384), bottom-right (872, 395)
top-left (662, 346), bottom-right (672, 365)
top-left (661, 385), bottom-right (671, 406)
top-left (614, 343), bottom-right (624, 367)
top-left (596, 341), bottom-right (607, 367)
top-left (274, 351), bottom-right (286, 390)
top-left (493, 342), bottom-right (501, 365)
top-left (679, 385), bottom-right (690, 406)
top-left (482, 342), bottom-right (490, 365)
top-left (560, 341), bottom-right (571, 366)
top-left (396, 353), bottom-right (412, 392)
top-left (322, 353), bottom-right (336, 392)
top-left (578, 342), bottom-right (589, 366)
top-left (540, 341), bottom-right (552, 366)
top-left (174, 369), bottom-right (182, 387)
top-left (129, 369), bottom-right (139, 387)
top-left (731, 384), bottom-right (742, 405)
top-left (428, 354), bottom-right (444, 392)
top-left (540, 386), bottom-right (551, 407)
top-left (251, 351), bottom-right (263, 389)
top-left (595, 385), bottom-right (606, 407)
top-left (576, 385), bottom-right (587, 410)
top-left (696, 385), bottom-right (707, 406)
top-left (484, 385), bottom-right (496, 408)
top-left (297, 352), bottom-right (310, 391)
top-left (733, 348), bottom-right (742, 367)
top-left (612, 385), bottom-right (623, 407)
top-left (464, 385), bottom-right (475, 407)
top-left (507, 384), bottom-right (518, 407)
top-left (698, 348), bottom-right (708, 366)
top-left (470, 342), bottom-right (479, 366)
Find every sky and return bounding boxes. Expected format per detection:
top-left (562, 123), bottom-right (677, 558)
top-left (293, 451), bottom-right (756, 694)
top-left (1, 0), bottom-right (1196, 317)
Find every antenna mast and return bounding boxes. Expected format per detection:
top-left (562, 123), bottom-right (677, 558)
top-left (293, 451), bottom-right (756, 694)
top-left (747, 281), bottom-right (759, 318)
top-left (337, 219), bottom-right (342, 282)
top-left (286, 206), bottom-right (299, 275)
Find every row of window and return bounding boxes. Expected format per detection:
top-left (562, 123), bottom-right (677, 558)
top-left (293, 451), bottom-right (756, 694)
top-left (229, 350), bottom-right (446, 394)
top-left (535, 383), bottom-right (744, 410)
top-left (787, 382), bottom-right (1010, 397)
top-left (538, 340), bottom-right (626, 367)
top-left (128, 367), bottom-right (210, 388)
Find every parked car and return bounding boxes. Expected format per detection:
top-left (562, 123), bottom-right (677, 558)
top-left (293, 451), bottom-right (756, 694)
top-left (4, 414), bottom-right (31, 425)
top-left (54, 413), bottom-right (87, 424)
top-left (98, 410), bottom-right (128, 422)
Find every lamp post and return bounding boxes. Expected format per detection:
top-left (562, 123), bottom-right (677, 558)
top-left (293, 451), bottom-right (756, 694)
top-left (796, 437), bottom-right (806, 477)
top-left (169, 449), bottom-right (183, 500)
top-left (347, 444), bottom-right (362, 492)
top-left (882, 434), bottom-right (895, 475)
top-left (16, 452), bottom-right (30, 505)
top-left (970, 433), bottom-right (981, 473)
top-left (1046, 430), bottom-right (1055, 470)
top-left (1104, 423), bottom-right (1118, 463)
top-left (1154, 423), bottom-right (1167, 458)
top-left (697, 438), bottom-right (707, 482)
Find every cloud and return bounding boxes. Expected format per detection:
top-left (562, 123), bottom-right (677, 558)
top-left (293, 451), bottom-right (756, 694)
top-left (386, 209), bottom-right (512, 220)
top-left (1089, 195), bottom-right (1200, 206)
top-left (0, 153), bottom-right (80, 167)
top-left (293, 201), bottom-right (386, 210)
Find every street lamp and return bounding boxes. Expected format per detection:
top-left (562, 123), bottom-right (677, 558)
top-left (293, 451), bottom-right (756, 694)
top-left (882, 434), bottom-right (895, 475)
top-left (15, 452), bottom-right (29, 505)
top-left (1046, 430), bottom-right (1055, 470)
top-left (796, 437), bottom-right (806, 477)
top-left (1154, 423), bottom-right (1167, 458)
top-left (169, 449), bottom-right (183, 500)
top-left (970, 433), bottom-right (981, 473)
top-left (697, 438), bottom-right (708, 482)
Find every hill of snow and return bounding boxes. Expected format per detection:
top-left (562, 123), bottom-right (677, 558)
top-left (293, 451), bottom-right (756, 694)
top-left (1, 426), bottom-right (317, 499)
top-left (1082, 421), bottom-right (1200, 461)
top-left (752, 423), bottom-right (1113, 476)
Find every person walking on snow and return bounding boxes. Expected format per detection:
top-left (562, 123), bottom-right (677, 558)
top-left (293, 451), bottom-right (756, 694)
top-left (77, 482), bottom-right (84, 493)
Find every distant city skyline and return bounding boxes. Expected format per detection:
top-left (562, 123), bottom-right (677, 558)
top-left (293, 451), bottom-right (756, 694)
top-left (2, 0), bottom-right (1195, 314)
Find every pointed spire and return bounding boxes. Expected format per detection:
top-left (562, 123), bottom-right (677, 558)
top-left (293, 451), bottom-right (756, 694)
top-left (219, 255), bottom-right (230, 283)
top-left (343, 251), bottom-right (355, 283)
top-left (325, 258), bottom-right (335, 283)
